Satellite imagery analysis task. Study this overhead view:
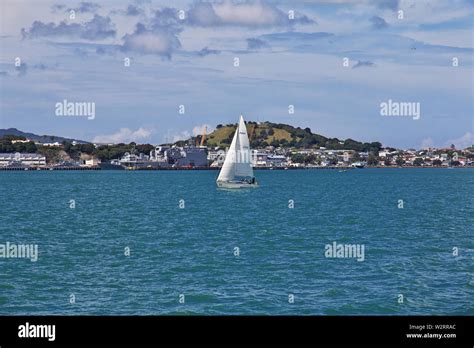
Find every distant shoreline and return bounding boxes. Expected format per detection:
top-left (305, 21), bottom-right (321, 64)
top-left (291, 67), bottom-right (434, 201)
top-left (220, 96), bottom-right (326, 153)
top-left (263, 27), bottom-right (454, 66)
top-left (1, 166), bottom-right (473, 171)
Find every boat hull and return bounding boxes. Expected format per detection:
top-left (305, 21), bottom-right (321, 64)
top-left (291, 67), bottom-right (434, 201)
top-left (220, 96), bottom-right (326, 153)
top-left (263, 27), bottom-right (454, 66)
top-left (217, 181), bottom-right (259, 189)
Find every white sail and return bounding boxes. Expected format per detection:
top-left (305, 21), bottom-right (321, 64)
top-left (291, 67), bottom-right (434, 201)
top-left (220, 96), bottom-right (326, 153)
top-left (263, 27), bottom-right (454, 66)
top-left (217, 115), bottom-right (254, 183)
top-left (216, 123), bottom-right (239, 182)
top-left (234, 115), bottom-right (253, 178)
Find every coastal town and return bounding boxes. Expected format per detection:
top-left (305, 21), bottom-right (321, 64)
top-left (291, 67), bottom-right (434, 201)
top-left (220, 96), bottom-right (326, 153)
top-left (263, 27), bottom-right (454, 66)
top-left (0, 126), bottom-right (472, 170)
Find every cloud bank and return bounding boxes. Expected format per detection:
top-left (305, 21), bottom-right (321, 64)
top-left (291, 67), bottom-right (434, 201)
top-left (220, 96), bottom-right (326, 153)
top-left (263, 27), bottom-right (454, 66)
top-left (21, 15), bottom-right (116, 40)
top-left (186, 1), bottom-right (314, 27)
top-left (93, 127), bottom-right (152, 144)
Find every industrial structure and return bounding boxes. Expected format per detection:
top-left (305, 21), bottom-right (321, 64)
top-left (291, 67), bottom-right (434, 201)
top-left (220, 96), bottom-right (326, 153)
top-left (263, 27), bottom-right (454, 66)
top-left (112, 145), bottom-right (209, 169)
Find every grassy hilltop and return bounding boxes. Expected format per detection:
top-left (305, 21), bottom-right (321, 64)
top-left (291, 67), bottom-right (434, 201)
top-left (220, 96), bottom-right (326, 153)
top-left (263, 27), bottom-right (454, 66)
top-left (202, 121), bottom-right (382, 152)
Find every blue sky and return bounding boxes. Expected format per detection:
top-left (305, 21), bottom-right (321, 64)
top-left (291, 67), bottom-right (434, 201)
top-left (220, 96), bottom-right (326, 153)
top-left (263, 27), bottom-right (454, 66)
top-left (0, 0), bottom-right (473, 148)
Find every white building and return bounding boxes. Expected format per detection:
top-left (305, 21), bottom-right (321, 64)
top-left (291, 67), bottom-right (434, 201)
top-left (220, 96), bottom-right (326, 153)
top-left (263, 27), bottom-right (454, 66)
top-left (11, 139), bottom-right (31, 144)
top-left (84, 158), bottom-right (101, 167)
top-left (253, 151), bottom-right (269, 167)
top-left (267, 155), bottom-right (286, 167)
top-left (40, 142), bottom-right (62, 147)
top-left (0, 152), bottom-right (46, 167)
top-left (342, 151), bottom-right (355, 162)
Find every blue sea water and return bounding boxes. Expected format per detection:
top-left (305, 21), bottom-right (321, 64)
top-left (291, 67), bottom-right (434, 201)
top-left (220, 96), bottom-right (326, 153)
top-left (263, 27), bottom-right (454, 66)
top-left (0, 168), bottom-right (472, 315)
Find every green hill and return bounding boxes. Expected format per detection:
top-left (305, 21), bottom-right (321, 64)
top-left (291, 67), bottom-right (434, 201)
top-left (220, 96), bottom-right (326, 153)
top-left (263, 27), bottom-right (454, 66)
top-left (200, 121), bottom-right (382, 152)
top-left (0, 128), bottom-right (89, 144)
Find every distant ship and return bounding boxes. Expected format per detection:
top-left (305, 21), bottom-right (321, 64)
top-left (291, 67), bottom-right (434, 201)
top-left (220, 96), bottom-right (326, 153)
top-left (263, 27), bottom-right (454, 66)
top-left (216, 115), bottom-right (258, 189)
top-left (351, 162), bottom-right (365, 168)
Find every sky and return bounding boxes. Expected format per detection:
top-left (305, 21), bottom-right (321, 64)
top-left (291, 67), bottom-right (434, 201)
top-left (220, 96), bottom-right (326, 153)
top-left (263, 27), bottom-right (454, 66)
top-left (0, 0), bottom-right (473, 148)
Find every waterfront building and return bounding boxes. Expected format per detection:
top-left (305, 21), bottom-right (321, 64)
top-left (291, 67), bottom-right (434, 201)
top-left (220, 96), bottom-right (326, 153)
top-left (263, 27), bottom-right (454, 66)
top-left (0, 152), bottom-right (46, 167)
top-left (84, 158), bottom-right (101, 167)
top-left (253, 151), bottom-right (269, 167)
top-left (343, 151), bottom-right (353, 162)
top-left (267, 155), bottom-right (286, 167)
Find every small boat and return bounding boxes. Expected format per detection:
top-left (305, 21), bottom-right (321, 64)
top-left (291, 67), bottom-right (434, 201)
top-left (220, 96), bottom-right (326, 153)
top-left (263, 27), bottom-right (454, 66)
top-left (352, 162), bottom-right (365, 168)
top-left (216, 115), bottom-right (258, 189)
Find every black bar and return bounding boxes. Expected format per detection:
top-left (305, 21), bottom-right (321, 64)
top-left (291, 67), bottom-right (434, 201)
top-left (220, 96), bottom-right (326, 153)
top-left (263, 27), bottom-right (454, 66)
top-left (0, 316), bottom-right (472, 346)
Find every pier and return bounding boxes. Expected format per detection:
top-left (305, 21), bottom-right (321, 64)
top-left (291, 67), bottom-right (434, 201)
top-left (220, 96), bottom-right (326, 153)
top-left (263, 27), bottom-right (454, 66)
top-left (0, 166), bottom-right (101, 171)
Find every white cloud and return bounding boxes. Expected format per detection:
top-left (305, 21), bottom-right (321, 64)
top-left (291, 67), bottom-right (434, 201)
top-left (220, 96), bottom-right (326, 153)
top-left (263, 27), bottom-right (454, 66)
top-left (397, 0), bottom-right (473, 25)
top-left (401, 30), bottom-right (473, 49)
top-left (214, 1), bottom-right (283, 26)
top-left (187, 0), bottom-right (313, 27)
top-left (166, 125), bottom-right (213, 144)
top-left (420, 137), bottom-right (434, 149)
top-left (122, 30), bottom-right (180, 56)
top-left (445, 132), bottom-right (473, 149)
top-left (93, 127), bottom-right (152, 143)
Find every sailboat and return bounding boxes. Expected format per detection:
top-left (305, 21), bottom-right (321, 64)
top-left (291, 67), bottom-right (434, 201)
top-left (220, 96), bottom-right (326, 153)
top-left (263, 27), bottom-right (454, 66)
top-left (216, 115), bottom-right (258, 188)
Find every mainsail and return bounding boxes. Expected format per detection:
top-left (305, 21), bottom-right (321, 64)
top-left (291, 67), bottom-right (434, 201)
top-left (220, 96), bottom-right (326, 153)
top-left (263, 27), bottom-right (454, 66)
top-left (217, 115), bottom-right (254, 183)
